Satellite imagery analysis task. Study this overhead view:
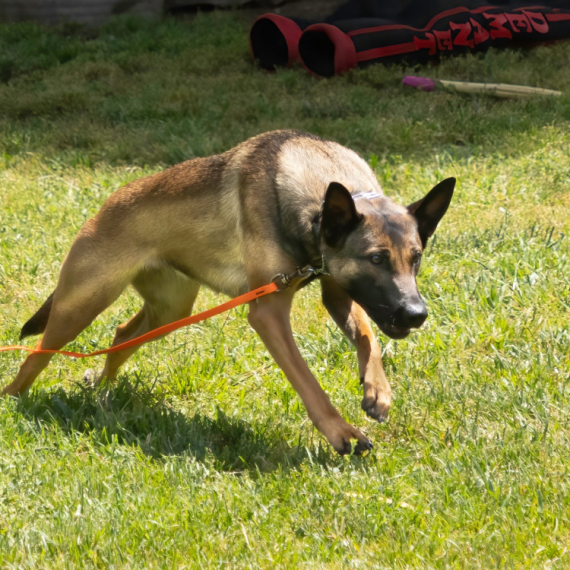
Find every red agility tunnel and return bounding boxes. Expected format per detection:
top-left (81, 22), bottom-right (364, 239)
top-left (249, 13), bottom-right (304, 69)
top-left (250, 5), bottom-right (570, 77)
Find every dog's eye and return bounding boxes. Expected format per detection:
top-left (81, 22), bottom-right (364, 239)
top-left (370, 252), bottom-right (387, 265)
top-left (412, 252), bottom-right (422, 265)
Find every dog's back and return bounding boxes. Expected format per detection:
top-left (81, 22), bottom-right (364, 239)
top-left (20, 130), bottom-right (383, 336)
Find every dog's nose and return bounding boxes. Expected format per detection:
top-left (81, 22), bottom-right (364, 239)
top-left (395, 302), bottom-right (427, 329)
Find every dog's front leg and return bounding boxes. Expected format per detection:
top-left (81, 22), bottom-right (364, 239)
top-left (321, 278), bottom-right (391, 422)
top-left (248, 288), bottom-right (373, 455)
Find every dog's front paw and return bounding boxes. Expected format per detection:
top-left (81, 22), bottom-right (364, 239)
top-left (361, 377), bottom-right (391, 423)
top-left (320, 417), bottom-right (373, 456)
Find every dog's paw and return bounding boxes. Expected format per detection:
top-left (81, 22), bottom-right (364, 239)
top-left (83, 368), bottom-right (97, 386)
top-left (353, 436), bottom-right (374, 456)
top-left (361, 378), bottom-right (391, 423)
top-left (322, 418), bottom-right (373, 456)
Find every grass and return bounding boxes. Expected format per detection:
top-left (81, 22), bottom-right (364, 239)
top-left (0, 11), bottom-right (569, 568)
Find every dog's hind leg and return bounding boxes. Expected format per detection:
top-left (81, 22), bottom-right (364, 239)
top-left (321, 277), bottom-right (391, 422)
top-left (2, 275), bottom-right (130, 397)
top-left (2, 235), bottom-right (140, 396)
top-left (94, 267), bottom-right (201, 384)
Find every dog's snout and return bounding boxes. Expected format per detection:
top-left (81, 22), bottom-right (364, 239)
top-left (395, 301), bottom-right (427, 329)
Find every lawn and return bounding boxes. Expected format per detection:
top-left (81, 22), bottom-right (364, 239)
top-left (0, 11), bottom-right (569, 568)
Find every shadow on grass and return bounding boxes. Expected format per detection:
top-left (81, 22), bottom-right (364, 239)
top-left (15, 376), bottom-right (336, 472)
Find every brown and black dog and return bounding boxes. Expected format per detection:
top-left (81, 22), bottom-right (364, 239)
top-left (3, 130), bottom-right (454, 454)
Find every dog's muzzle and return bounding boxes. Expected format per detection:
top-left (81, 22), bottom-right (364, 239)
top-left (375, 302), bottom-right (427, 340)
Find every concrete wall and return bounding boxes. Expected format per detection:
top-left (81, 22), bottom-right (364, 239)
top-left (0, 0), bottom-right (164, 25)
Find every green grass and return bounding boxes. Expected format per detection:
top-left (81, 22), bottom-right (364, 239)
top-left (1, 12), bottom-right (570, 568)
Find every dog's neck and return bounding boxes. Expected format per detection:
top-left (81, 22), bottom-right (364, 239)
top-left (310, 211), bottom-right (325, 266)
top-left (280, 192), bottom-right (384, 271)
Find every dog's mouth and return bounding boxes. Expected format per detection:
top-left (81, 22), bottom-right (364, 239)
top-left (378, 322), bottom-right (411, 340)
top-left (353, 299), bottom-right (419, 340)
top-left (359, 304), bottom-right (413, 339)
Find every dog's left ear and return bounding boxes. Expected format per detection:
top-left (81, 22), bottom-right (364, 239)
top-left (407, 177), bottom-right (455, 247)
top-left (321, 182), bottom-right (363, 247)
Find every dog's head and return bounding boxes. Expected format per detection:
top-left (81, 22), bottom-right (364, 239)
top-left (320, 178), bottom-right (455, 339)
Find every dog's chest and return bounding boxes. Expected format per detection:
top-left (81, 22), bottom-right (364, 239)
top-left (197, 251), bottom-right (248, 298)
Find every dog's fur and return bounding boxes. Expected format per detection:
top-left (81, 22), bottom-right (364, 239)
top-left (3, 130), bottom-right (455, 454)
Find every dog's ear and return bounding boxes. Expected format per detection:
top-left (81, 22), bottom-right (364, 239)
top-left (407, 177), bottom-right (455, 247)
top-left (321, 182), bottom-right (362, 247)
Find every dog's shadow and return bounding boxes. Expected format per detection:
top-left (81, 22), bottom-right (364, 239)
top-left (16, 377), bottom-right (333, 472)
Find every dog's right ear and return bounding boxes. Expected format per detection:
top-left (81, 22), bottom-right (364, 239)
top-left (321, 182), bottom-right (362, 247)
top-left (407, 177), bottom-right (455, 247)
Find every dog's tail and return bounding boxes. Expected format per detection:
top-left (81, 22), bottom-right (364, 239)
top-left (20, 293), bottom-right (54, 340)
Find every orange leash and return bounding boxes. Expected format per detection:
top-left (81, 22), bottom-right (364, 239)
top-left (0, 281), bottom-right (279, 359)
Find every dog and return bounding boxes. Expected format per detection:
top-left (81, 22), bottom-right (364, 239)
top-left (3, 130), bottom-right (455, 455)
